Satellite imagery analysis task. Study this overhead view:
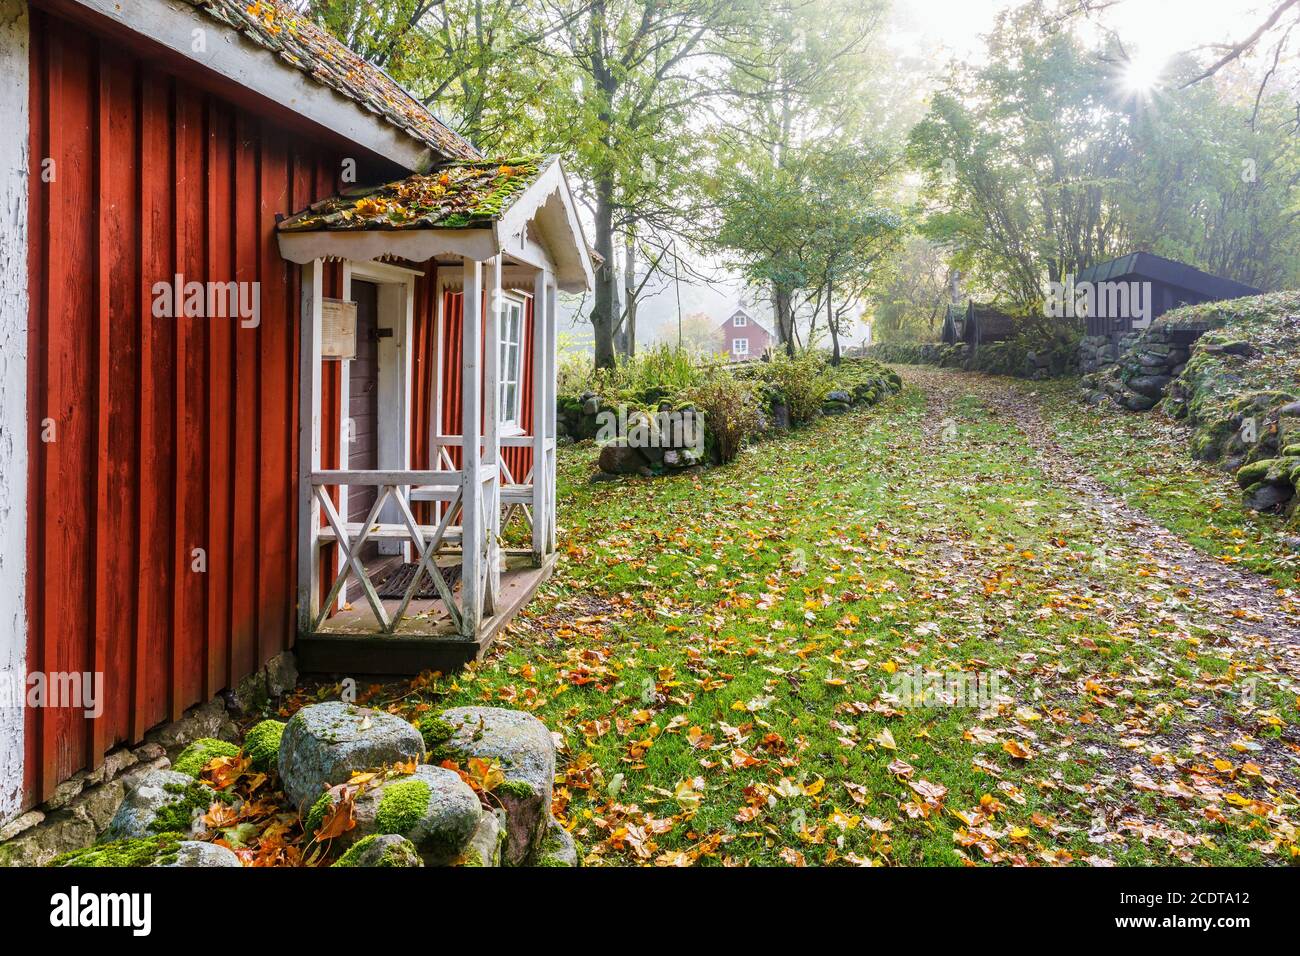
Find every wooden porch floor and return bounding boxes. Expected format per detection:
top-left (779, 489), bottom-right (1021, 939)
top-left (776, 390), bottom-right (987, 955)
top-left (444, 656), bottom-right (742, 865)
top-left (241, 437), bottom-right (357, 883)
top-left (296, 552), bottom-right (556, 676)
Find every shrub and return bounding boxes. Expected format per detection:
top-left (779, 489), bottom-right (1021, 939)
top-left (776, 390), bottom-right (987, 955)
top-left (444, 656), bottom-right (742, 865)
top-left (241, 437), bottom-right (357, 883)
top-left (687, 370), bottom-right (763, 465)
top-left (759, 352), bottom-right (831, 425)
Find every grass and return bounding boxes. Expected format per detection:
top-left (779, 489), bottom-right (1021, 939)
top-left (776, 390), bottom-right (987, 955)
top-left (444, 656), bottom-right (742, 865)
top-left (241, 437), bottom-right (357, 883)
top-left (1027, 378), bottom-right (1299, 589)
top-left (398, 376), bottom-right (1300, 866)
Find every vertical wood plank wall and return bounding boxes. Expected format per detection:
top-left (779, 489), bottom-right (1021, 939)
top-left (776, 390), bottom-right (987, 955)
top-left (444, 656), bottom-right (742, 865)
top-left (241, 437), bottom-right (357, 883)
top-left (22, 10), bottom-right (356, 808)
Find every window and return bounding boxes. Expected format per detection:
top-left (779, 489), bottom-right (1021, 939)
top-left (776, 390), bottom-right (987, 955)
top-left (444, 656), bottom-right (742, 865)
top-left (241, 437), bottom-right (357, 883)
top-left (498, 296), bottom-right (525, 431)
top-left (732, 338), bottom-right (749, 355)
top-left (732, 312), bottom-right (747, 327)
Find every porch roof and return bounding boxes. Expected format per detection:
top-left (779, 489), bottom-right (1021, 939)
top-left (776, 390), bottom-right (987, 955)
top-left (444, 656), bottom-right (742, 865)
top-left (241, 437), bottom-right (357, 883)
top-left (277, 156), bottom-right (595, 292)
top-left (279, 157), bottom-right (548, 232)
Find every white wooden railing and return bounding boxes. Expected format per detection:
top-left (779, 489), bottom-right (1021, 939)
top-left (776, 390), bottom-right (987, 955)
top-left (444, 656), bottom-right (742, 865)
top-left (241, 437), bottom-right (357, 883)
top-left (308, 468), bottom-right (498, 636)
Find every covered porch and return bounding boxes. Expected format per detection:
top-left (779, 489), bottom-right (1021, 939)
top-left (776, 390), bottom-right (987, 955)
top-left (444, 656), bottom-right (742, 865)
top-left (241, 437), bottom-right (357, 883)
top-left (277, 157), bottom-right (592, 673)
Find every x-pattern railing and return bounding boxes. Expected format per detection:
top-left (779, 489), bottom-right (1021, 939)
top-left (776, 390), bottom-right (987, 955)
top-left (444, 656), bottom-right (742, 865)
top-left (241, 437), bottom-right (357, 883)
top-left (311, 478), bottom-right (466, 635)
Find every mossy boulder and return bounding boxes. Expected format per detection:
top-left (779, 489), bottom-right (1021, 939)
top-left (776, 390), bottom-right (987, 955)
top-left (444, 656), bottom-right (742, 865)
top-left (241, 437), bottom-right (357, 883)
top-left (535, 819), bottom-right (579, 867)
top-left (1243, 481), bottom-right (1293, 512)
top-left (1237, 457), bottom-right (1299, 489)
top-left (454, 808), bottom-right (506, 867)
top-left (52, 832), bottom-right (240, 867)
top-left (172, 737), bottom-right (240, 778)
top-left (243, 720), bottom-right (286, 774)
top-left (317, 764), bottom-right (482, 866)
top-left (439, 707), bottom-right (556, 866)
top-left (102, 770), bottom-right (220, 841)
top-left (332, 833), bottom-right (423, 868)
top-left (279, 702), bottom-right (423, 810)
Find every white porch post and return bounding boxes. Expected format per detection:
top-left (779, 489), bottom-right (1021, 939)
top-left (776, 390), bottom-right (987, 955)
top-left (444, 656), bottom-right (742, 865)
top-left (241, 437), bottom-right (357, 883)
top-left (483, 256), bottom-right (502, 611)
top-left (530, 268), bottom-right (549, 563)
top-left (0, 0), bottom-right (29, 824)
top-left (459, 258), bottom-right (483, 638)
top-left (296, 258), bottom-right (324, 635)
top-left (545, 277), bottom-right (559, 553)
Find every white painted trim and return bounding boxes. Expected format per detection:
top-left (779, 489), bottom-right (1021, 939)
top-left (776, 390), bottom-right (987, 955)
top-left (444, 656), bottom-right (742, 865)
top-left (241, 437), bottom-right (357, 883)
top-left (297, 259), bottom-right (324, 637)
top-left (545, 278), bottom-right (558, 554)
top-left (531, 268), bottom-right (548, 563)
top-left (279, 229), bottom-right (497, 268)
top-left (65, 0), bottom-right (443, 171)
top-left (336, 263), bottom-right (353, 608)
top-left (494, 159), bottom-right (595, 292)
top-left (0, 0), bottom-right (28, 824)
top-left (459, 258), bottom-right (483, 638)
top-left (483, 257), bottom-right (502, 612)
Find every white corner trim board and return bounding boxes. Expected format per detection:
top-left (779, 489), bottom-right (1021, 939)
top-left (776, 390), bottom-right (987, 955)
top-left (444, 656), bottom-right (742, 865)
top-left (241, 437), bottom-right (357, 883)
top-left (0, 0), bottom-right (30, 825)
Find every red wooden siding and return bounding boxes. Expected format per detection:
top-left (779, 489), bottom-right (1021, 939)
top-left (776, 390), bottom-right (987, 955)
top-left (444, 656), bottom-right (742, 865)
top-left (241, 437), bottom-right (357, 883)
top-left (22, 10), bottom-right (352, 808)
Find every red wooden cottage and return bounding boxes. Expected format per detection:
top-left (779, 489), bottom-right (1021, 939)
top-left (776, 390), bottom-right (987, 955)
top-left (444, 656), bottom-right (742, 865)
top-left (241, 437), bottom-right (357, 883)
top-left (0, 0), bottom-right (591, 826)
top-left (716, 306), bottom-right (773, 361)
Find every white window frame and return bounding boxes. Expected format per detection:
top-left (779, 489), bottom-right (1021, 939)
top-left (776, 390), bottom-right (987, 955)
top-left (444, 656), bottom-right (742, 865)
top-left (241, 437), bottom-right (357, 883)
top-left (498, 293), bottom-right (526, 433)
top-left (731, 337), bottom-right (749, 355)
top-left (732, 312), bottom-right (747, 327)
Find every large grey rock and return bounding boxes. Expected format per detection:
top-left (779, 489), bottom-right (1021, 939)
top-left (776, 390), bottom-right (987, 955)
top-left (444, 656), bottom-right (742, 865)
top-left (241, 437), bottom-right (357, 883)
top-left (437, 707), bottom-right (555, 866)
top-left (279, 702), bottom-right (424, 810)
top-left (333, 833), bottom-right (424, 868)
top-left (597, 441), bottom-right (648, 475)
top-left (163, 842), bottom-right (242, 867)
top-left (0, 809), bottom-right (96, 867)
top-left (1244, 482), bottom-right (1293, 512)
top-left (319, 764), bottom-right (482, 866)
top-left (1126, 374), bottom-right (1173, 399)
top-left (103, 769), bottom-right (218, 841)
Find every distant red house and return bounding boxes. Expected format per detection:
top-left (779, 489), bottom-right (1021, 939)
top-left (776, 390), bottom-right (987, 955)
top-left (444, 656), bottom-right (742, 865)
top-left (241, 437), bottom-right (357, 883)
top-left (716, 307), bottom-right (773, 361)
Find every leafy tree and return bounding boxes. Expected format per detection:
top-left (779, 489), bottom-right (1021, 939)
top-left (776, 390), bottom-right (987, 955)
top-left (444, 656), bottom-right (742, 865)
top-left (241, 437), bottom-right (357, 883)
top-left (545, 0), bottom-right (759, 368)
top-left (714, 143), bottom-right (901, 360)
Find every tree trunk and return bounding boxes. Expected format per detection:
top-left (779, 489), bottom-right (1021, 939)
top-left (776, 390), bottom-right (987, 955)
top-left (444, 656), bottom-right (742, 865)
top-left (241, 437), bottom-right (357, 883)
top-left (827, 279), bottom-right (840, 365)
top-left (622, 230), bottom-right (637, 358)
top-left (590, 168), bottom-right (618, 369)
top-left (774, 284), bottom-right (796, 358)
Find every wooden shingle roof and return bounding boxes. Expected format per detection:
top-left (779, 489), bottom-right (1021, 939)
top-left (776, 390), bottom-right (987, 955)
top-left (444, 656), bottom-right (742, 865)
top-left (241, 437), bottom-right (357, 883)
top-left (187, 0), bottom-right (479, 161)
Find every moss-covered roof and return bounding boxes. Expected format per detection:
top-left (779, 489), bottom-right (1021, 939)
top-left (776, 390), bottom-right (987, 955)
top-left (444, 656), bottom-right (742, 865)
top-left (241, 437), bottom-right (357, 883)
top-left (278, 156), bottom-right (549, 232)
top-left (185, 0), bottom-right (478, 161)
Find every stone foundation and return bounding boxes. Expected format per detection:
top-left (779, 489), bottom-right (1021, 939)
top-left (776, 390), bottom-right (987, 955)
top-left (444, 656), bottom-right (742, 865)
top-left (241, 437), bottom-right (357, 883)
top-left (0, 650), bottom-right (297, 866)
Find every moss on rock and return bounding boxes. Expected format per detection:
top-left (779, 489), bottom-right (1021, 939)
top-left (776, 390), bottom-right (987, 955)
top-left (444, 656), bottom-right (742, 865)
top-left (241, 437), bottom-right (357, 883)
top-left (332, 833), bottom-right (423, 867)
top-left (304, 790), bottom-right (335, 836)
top-left (415, 713), bottom-right (456, 755)
top-left (243, 720), bottom-right (286, 774)
top-left (149, 780), bottom-right (222, 834)
top-left (375, 780), bottom-right (431, 835)
top-left (172, 737), bottom-right (240, 778)
top-left (1237, 459), bottom-right (1277, 488)
top-left (50, 832), bottom-right (185, 868)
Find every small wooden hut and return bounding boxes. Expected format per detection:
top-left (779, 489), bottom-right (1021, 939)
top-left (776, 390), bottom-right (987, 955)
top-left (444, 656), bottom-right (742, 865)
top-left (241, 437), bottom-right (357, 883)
top-left (1075, 253), bottom-right (1260, 338)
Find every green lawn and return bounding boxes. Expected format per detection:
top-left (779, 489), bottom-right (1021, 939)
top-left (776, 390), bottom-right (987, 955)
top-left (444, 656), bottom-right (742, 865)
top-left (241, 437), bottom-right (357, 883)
top-left (401, 373), bottom-right (1300, 866)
